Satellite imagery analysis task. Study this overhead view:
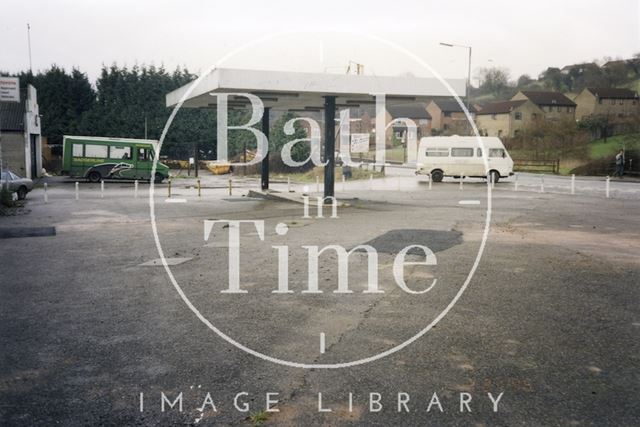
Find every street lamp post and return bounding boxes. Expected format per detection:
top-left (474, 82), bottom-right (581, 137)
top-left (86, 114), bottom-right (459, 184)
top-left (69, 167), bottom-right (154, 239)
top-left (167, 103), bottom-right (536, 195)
top-left (440, 42), bottom-right (472, 113)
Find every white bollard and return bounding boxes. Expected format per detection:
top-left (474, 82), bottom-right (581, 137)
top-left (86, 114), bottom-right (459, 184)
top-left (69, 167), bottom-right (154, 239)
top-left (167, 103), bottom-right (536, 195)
top-left (44, 183), bottom-right (48, 203)
top-left (570, 174), bottom-right (575, 195)
top-left (514, 173), bottom-right (518, 192)
top-left (540, 175), bottom-right (545, 193)
top-left (342, 175), bottom-right (346, 192)
top-left (491, 173), bottom-right (495, 189)
top-left (228, 177), bottom-right (232, 196)
top-left (100, 180), bottom-right (104, 198)
top-left (75, 182), bottom-right (79, 200)
top-left (134, 180), bottom-right (139, 198)
top-left (428, 174), bottom-right (432, 190)
top-left (459, 175), bottom-right (463, 190)
top-left (606, 176), bottom-right (610, 198)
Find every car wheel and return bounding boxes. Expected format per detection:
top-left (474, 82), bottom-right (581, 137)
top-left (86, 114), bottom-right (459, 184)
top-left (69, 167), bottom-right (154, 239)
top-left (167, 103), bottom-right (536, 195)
top-left (17, 186), bottom-right (27, 200)
top-left (489, 170), bottom-right (500, 184)
top-left (154, 173), bottom-right (164, 184)
top-left (88, 171), bottom-right (101, 183)
top-left (431, 170), bottom-right (444, 182)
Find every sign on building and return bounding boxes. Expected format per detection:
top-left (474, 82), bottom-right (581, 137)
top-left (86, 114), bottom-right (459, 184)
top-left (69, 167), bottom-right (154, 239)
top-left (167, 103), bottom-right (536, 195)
top-left (0, 77), bottom-right (20, 102)
top-left (350, 133), bottom-right (370, 153)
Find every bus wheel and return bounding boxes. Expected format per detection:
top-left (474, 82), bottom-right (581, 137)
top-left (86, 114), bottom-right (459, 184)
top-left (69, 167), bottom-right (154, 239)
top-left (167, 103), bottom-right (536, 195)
top-left (431, 170), bottom-right (444, 182)
top-left (154, 173), bottom-right (164, 184)
top-left (489, 170), bottom-right (500, 184)
top-left (87, 171), bottom-right (101, 183)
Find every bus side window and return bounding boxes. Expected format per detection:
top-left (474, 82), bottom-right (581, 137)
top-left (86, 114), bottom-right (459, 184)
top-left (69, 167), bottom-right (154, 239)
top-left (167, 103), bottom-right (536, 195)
top-left (85, 144), bottom-right (108, 158)
top-left (72, 144), bottom-right (84, 157)
top-left (489, 148), bottom-right (505, 158)
top-left (110, 146), bottom-right (132, 159)
top-left (138, 148), bottom-right (149, 161)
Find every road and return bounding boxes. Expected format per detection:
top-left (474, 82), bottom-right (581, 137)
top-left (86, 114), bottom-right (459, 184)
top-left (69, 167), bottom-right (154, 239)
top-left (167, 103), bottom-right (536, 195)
top-left (0, 175), bottom-right (639, 426)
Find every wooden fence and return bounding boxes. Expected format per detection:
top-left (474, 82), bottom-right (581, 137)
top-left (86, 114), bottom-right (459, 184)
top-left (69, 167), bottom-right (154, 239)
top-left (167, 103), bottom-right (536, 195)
top-left (513, 158), bottom-right (560, 174)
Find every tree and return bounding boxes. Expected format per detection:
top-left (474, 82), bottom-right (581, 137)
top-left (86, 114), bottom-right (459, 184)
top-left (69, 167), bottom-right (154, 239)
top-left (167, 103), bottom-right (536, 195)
top-left (516, 74), bottom-right (534, 88)
top-left (477, 67), bottom-right (512, 98)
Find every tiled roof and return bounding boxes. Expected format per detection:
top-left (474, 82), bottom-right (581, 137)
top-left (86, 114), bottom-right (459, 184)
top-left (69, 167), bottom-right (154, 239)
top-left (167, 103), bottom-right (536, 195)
top-left (476, 100), bottom-right (527, 115)
top-left (0, 99), bottom-right (25, 131)
top-left (431, 99), bottom-right (477, 113)
top-left (387, 103), bottom-right (431, 120)
top-left (586, 87), bottom-right (639, 99)
top-left (519, 91), bottom-right (576, 107)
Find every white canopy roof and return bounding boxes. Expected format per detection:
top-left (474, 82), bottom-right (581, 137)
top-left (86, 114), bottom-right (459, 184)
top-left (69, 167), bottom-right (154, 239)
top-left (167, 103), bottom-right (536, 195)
top-left (166, 68), bottom-right (466, 111)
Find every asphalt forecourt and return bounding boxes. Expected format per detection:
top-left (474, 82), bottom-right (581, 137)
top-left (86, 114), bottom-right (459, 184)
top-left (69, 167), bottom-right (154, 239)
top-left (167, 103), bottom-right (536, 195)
top-left (1, 178), bottom-right (638, 425)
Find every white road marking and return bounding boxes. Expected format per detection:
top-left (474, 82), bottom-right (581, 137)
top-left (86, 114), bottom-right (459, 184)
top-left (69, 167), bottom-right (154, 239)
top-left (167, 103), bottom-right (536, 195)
top-left (165, 198), bottom-right (187, 203)
top-left (320, 333), bottom-right (326, 354)
top-left (459, 200), bottom-right (481, 205)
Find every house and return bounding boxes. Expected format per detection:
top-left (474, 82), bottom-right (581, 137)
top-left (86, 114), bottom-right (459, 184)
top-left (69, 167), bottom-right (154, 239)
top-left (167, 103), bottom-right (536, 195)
top-left (386, 103), bottom-right (431, 144)
top-left (475, 99), bottom-right (544, 138)
top-left (0, 84), bottom-right (42, 178)
top-left (426, 99), bottom-right (476, 135)
top-left (511, 91), bottom-right (576, 121)
top-left (573, 87), bottom-right (639, 121)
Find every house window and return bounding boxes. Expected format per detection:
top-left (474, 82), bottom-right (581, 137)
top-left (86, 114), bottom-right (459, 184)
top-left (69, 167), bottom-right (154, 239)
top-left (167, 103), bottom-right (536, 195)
top-left (514, 112), bottom-right (522, 120)
top-left (443, 124), bottom-right (449, 130)
top-left (514, 129), bottom-right (520, 137)
top-left (532, 113), bottom-right (538, 120)
top-left (444, 112), bottom-right (452, 118)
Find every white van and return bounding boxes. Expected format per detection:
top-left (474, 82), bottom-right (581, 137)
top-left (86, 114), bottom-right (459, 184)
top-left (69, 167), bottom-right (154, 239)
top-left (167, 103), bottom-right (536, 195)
top-left (416, 136), bottom-right (514, 183)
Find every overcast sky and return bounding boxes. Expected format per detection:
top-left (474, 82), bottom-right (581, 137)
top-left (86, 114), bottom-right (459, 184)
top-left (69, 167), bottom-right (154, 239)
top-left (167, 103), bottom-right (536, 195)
top-left (2, 0), bottom-right (639, 85)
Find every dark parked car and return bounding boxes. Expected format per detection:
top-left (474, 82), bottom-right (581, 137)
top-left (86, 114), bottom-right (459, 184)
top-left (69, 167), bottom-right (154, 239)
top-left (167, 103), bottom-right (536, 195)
top-left (0, 170), bottom-right (34, 200)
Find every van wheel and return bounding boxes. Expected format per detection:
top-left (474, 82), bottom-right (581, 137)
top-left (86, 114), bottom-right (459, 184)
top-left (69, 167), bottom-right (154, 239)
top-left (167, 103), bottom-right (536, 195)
top-left (489, 170), bottom-right (500, 184)
top-left (17, 186), bottom-right (28, 200)
top-left (431, 170), bottom-right (444, 182)
top-left (154, 173), bottom-right (164, 184)
top-left (87, 171), bottom-right (101, 183)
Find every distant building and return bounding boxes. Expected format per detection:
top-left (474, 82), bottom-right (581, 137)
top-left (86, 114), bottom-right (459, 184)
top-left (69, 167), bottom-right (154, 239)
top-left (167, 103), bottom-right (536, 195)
top-left (0, 84), bottom-right (42, 178)
top-left (475, 99), bottom-right (544, 138)
top-left (426, 99), bottom-right (476, 135)
top-left (573, 87), bottom-right (640, 121)
top-left (511, 91), bottom-right (576, 121)
top-left (385, 103), bottom-right (431, 144)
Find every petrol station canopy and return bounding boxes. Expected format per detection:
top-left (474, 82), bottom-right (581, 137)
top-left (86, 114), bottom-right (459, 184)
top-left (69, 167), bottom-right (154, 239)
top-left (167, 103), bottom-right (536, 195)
top-left (165, 68), bottom-right (467, 110)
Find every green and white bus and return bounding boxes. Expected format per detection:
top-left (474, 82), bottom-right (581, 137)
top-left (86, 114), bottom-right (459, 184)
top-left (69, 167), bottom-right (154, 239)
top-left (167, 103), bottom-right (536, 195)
top-left (62, 136), bottom-right (170, 183)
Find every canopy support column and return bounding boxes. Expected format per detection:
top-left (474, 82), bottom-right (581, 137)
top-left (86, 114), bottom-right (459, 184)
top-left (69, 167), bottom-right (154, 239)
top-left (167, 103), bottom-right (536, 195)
top-left (323, 96), bottom-right (336, 201)
top-left (261, 107), bottom-right (270, 190)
